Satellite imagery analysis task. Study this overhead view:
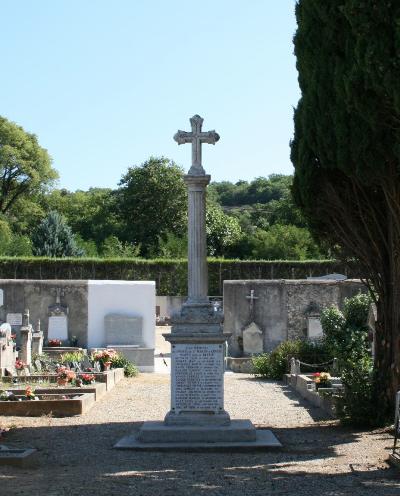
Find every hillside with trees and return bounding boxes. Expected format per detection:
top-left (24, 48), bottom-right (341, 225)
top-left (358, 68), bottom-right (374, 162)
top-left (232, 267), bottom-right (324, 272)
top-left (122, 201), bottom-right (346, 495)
top-left (0, 115), bottom-right (325, 260)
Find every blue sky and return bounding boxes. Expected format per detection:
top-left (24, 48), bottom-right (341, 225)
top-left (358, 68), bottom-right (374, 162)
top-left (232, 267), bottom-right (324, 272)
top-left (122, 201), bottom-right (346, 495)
top-left (1, 0), bottom-right (299, 191)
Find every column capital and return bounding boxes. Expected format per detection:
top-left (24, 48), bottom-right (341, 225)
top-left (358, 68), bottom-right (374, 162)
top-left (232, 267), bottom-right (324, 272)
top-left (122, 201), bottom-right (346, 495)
top-left (184, 174), bottom-right (211, 189)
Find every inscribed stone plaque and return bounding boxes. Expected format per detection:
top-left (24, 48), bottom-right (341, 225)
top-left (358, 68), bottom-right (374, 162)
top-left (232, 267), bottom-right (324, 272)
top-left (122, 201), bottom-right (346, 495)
top-left (243, 322), bottom-right (263, 355)
top-left (171, 343), bottom-right (224, 414)
top-left (105, 314), bottom-right (143, 345)
top-left (48, 315), bottom-right (68, 340)
top-left (6, 313), bottom-right (22, 326)
top-left (307, 317), bottom-right (323, 339)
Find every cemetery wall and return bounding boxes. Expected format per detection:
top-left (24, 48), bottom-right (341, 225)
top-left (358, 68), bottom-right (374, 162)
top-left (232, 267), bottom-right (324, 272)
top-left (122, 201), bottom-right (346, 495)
top-left (224, 279), bottom-right (367, 357)
top-left (0, 258), bottom-right (359, 296)
top-left (0, 279), bottom-right (155, 349)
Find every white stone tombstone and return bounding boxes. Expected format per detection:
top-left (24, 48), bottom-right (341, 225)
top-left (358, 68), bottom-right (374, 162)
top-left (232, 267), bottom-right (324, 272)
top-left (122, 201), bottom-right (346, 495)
top-left (242, 322), bottom-right (263, 355)
top-left (307, 316), bottom-right (323, 339)
top-left (48, 315), bottom-right (68, 341)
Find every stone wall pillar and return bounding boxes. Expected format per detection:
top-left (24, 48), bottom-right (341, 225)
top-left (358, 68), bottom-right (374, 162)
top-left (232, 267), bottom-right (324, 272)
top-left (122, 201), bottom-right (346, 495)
top-left (184, 175), bottom-right (210, 305)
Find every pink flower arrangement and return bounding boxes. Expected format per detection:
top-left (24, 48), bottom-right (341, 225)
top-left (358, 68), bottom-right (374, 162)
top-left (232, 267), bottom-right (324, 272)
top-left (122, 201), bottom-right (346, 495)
top-left (92, 349), bottom-right (117, 364)
top-left (15, 359), bottom-right (26, 370)
top-left (81, 373), bottom-right (95, 385)
top-left (57, 366), bottom-right (76, 382)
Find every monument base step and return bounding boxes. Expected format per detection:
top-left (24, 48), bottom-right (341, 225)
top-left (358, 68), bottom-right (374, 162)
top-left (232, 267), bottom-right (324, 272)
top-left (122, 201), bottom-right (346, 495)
top-left (115, 419), bottom-right (282, 451)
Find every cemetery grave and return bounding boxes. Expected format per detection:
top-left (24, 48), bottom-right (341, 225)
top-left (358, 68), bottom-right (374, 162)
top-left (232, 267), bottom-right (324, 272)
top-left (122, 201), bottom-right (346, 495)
top-left (0, 389), bottom-right (95, 416)
top-left (0, 310), bottom-right (133, 416)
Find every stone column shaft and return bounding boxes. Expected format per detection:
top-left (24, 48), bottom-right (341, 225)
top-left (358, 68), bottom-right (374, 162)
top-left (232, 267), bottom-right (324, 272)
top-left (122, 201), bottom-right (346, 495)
top-left (184, 175), bottom-right (210, 305)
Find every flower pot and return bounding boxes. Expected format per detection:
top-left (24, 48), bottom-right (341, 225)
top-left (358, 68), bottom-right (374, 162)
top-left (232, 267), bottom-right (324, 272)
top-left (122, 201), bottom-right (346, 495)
top-left (57, 377), bottom-right (68, 387)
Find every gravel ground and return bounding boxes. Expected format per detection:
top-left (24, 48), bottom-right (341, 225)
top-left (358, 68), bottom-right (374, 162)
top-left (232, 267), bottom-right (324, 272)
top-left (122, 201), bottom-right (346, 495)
top-left (0, 373), bottom-right (399, 496)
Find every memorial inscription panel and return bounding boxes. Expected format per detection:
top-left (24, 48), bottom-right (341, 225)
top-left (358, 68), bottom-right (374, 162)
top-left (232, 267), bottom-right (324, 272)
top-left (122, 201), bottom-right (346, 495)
top-left (171, 343), bottom-right (224, 413)
top-left (6, 313), bottom-right (22, 326)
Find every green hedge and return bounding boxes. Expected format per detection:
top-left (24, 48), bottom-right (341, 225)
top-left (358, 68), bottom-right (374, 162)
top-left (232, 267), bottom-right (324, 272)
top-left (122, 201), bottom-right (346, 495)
top-left (0, 257), bottom-right (358, 295)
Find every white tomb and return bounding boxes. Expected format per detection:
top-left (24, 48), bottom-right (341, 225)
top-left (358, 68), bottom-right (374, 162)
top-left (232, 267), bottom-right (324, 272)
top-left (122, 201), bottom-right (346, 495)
top-left (88, 281), bottom-right (155, 372)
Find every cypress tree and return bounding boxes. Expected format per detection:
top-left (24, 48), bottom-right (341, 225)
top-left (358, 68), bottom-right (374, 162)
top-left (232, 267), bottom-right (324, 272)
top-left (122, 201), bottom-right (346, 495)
top-left (291, 0), bottom-right (400, 420)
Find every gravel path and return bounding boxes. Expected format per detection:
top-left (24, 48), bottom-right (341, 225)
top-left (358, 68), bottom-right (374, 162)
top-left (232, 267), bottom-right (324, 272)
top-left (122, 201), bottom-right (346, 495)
top-left (0, 373), bottom-right (399, 496)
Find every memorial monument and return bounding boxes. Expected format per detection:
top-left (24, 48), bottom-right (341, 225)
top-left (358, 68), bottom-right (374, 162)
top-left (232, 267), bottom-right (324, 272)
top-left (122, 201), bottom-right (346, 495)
top-left (115, 115), bottom-right (280, 449)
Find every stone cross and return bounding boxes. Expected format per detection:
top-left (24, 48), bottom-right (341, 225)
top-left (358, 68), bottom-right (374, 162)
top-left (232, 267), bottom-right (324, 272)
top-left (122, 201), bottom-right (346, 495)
top-left (246, 290), bottom-right (259, 319)
top-left (174, 115), bottom-right (220, 305)
top-left (174, 114), bottom-right (220, 176)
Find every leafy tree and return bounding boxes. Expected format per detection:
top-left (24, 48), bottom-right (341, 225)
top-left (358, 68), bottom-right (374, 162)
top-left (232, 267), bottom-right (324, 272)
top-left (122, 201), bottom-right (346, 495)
top-left (116, 157), bottom-right (187, 255)
top-left (205, 203), bottom-right (242, 256)
top-left (43, 188), bottom-right (120, 245)
top-left (291, 0), bottom-right (400, 418)
top-left (0, 116), bottom-right (57, 214)
top-left (245, 225), bottom-right (321, 260)
top-left (32, 211), bottom-right (83, 257)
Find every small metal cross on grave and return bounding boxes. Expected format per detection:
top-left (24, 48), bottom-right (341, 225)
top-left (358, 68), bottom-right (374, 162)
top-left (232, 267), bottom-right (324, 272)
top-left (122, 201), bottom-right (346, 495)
top-left (174, 114), bottom-right (220, 175)
top-left (246, 289), bottom-right (259, 321)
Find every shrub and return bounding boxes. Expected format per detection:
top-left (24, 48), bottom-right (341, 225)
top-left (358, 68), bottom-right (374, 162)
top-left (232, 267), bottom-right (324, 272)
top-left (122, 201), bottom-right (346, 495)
top-left (110, 354), bottom-right (139, 377)
top-left (252, 339), bottom-right (332, 379)
top-left (320, 293), bottom-right (376, 426)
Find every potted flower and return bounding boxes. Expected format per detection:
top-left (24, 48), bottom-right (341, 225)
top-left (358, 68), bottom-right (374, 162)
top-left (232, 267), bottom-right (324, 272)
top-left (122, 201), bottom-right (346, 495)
top-left (15, 359), bottom-right (26, 375)
top-left (56, 366), bottom-right (76, 386)
top-left (92, 349), bottom-right (117, 371)
top-left (313, 372), bottom-right (332, 390)
top-left (25, 386), bottom-right (38, 401)
top-left (48, 339), bottom-right (62, 347)
top-left (81, 373), bottom-right (95, 385)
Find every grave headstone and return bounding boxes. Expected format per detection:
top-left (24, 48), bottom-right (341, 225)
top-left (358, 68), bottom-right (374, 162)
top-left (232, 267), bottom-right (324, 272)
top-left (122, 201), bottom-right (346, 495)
top-left (47, 288), bottom-right (69, 341)
top-left (19, 310), bottom-right (33, 367)
top-left (32, 320), bottom-right (44, 356)
top-left (243, 322), bottom-right (263, 355)
top-left (307, 316), bottom-right (323, 339)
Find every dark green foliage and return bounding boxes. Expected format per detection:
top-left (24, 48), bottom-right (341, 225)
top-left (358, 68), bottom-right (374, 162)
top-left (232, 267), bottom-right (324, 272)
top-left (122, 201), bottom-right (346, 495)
top-left (110, 354), bottom-right (138, 377)
top-left (116, 157), bottom-right (187, 255)
top-left (0, 116), bottom-right (57, 215)
top-left (252, 339), bottom-right (332, 380)
top-left (31, 211), bottom-right (84, 257)
top-left (291, 0), bottom-right (400, 417)
top-left (336, 356), bottom-right (375, 427)
top-left (205, 203), bottom-right (242, 256)
top-left (321, 293), bottom-right (375, 426)
top-left (0, 257), bottom-right (356, 295)
top-left (42, 188), bottom-right (120, 246)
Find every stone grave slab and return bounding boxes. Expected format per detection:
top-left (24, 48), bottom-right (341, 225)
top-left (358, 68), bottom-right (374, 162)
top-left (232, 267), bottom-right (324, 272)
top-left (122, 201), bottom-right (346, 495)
top-left (307, 316), bottom-right (323, 339)
top-left (0, 445), bottom-right (38, 467)
top-left (243, 322), bottom-right (263, 355)
top-left (105, 314), bottom-right (143, 345)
